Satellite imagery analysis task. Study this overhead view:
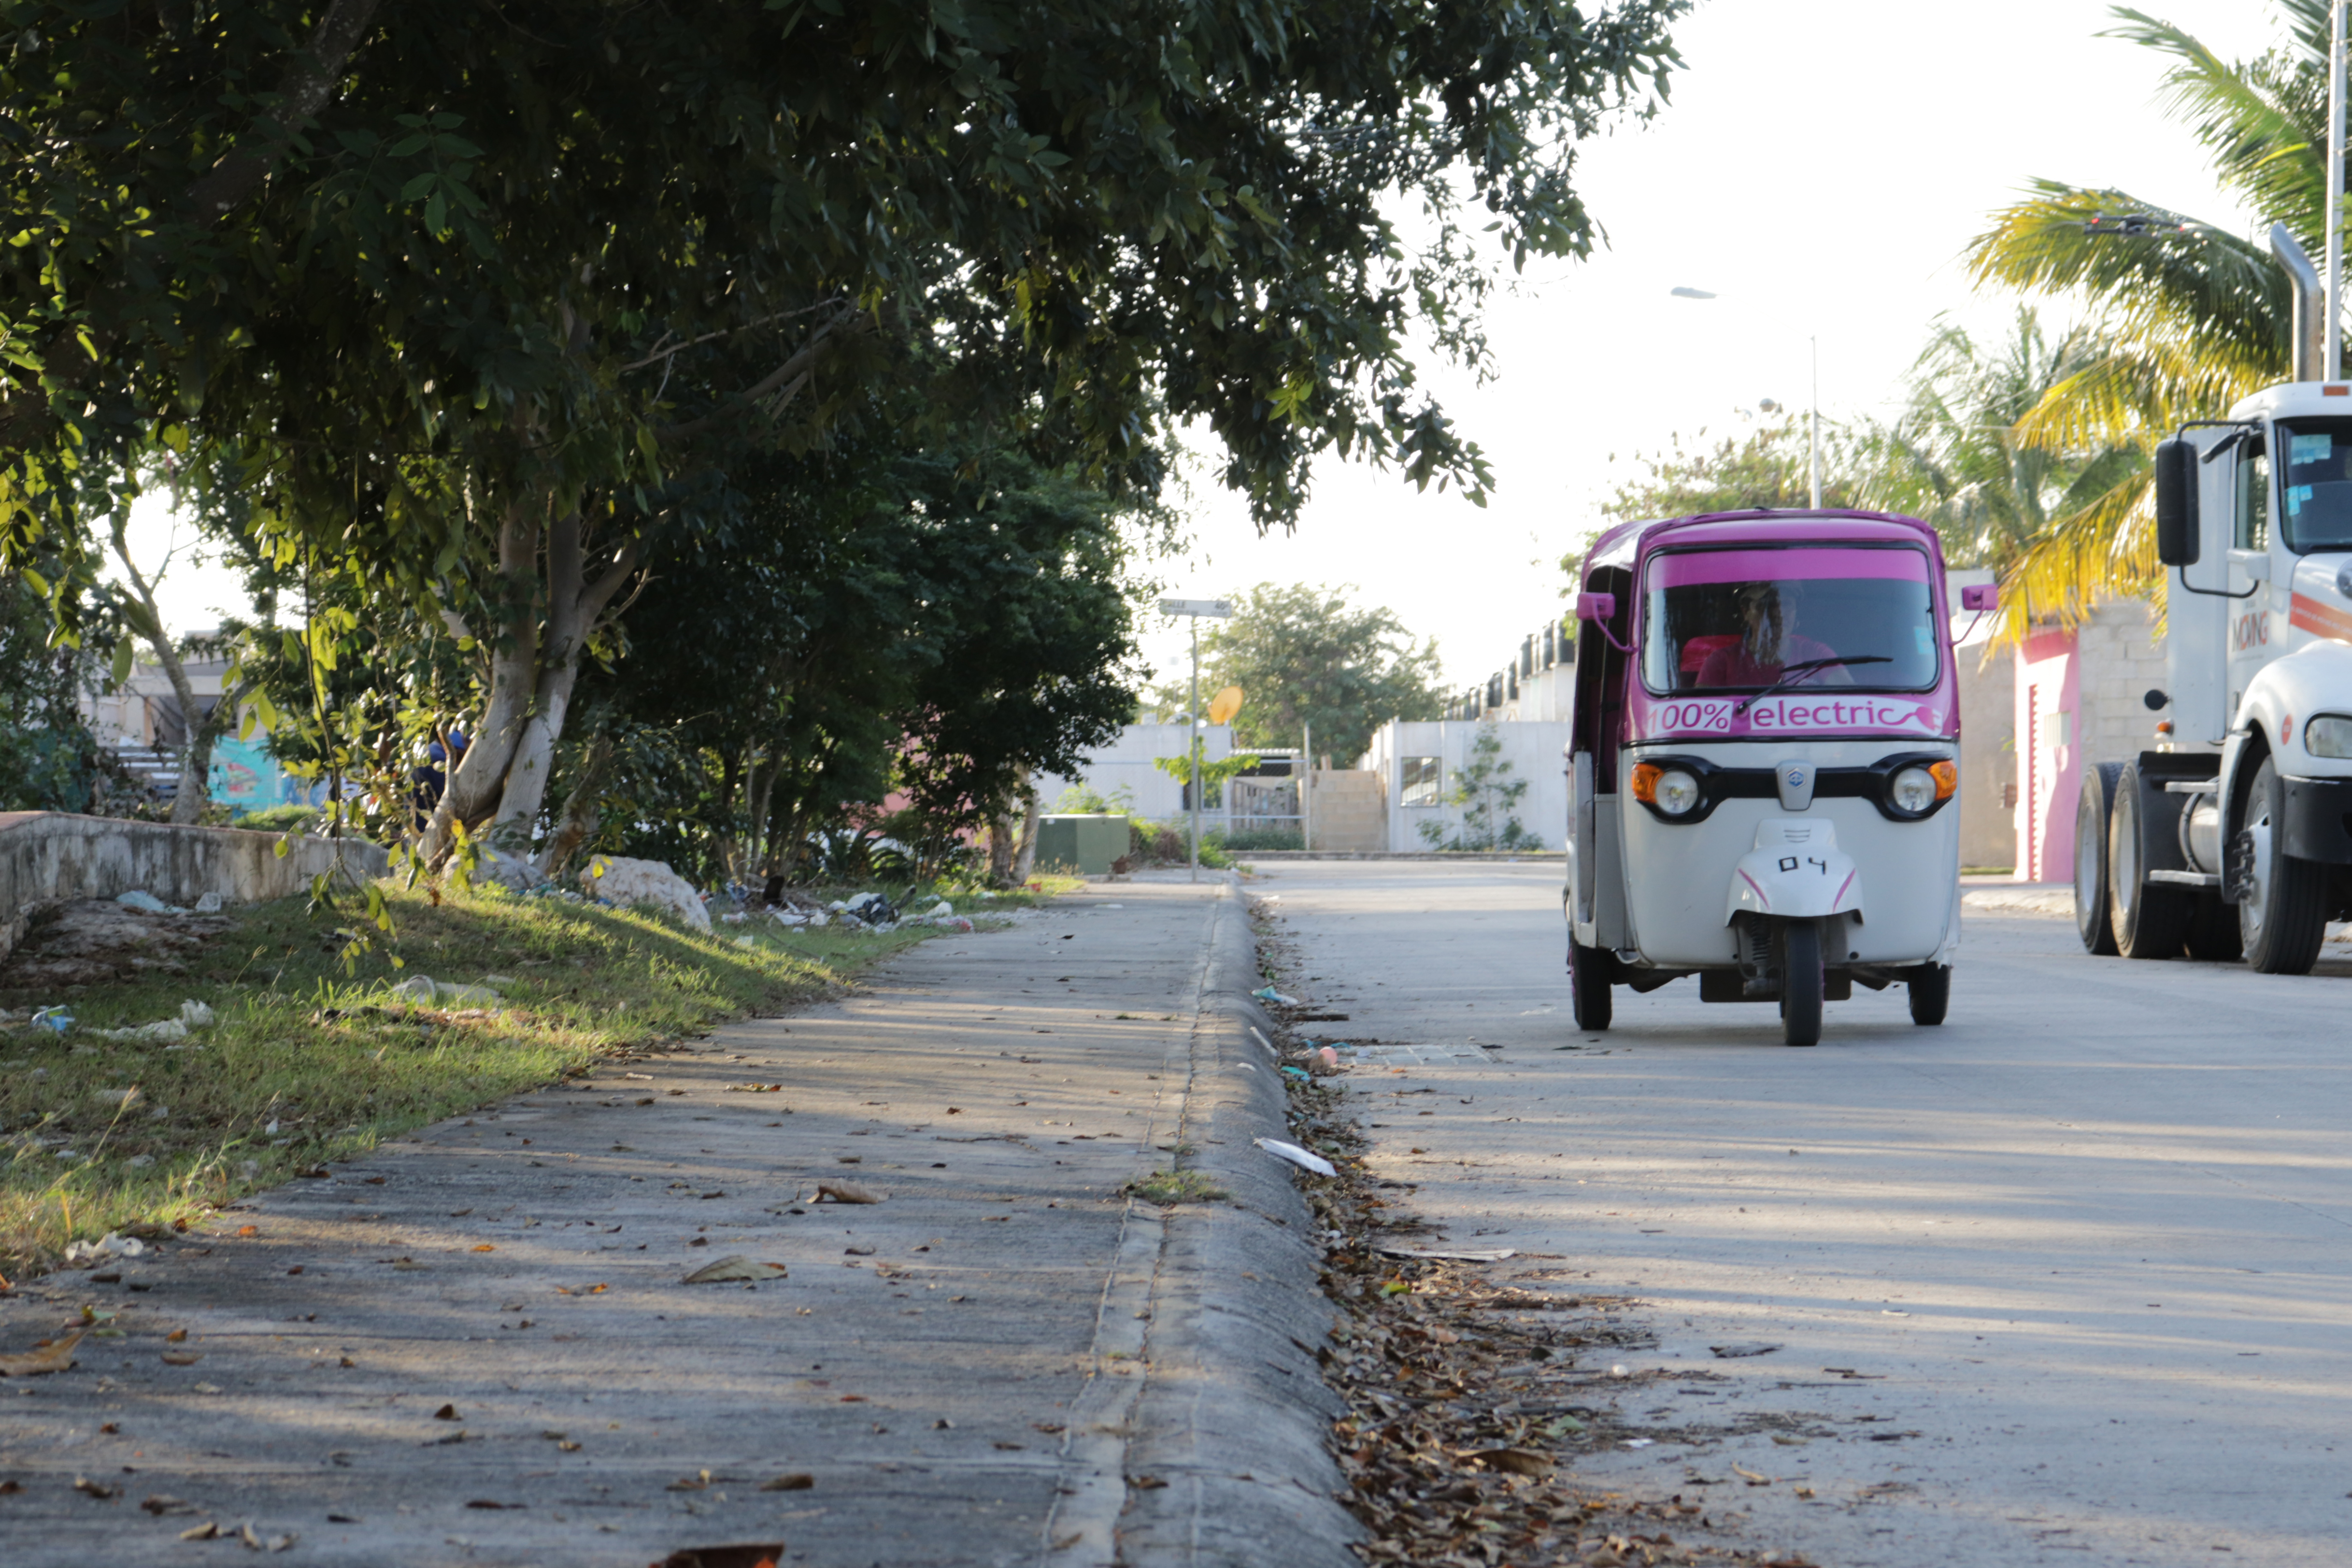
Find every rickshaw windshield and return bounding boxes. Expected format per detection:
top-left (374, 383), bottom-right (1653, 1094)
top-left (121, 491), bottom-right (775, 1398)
top-left (1640, 545), bottom-right (1939, 696)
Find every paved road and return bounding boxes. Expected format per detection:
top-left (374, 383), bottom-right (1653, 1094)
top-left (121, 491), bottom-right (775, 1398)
top-left (1251, 861), bottom-right (2352, 1568)
top-left (0, 883), bottom-right (1266, 1568)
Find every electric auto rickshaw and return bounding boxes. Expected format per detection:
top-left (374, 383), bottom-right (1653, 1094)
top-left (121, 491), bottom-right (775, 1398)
top-left (1563, 509), bottom-right (1991, 1046)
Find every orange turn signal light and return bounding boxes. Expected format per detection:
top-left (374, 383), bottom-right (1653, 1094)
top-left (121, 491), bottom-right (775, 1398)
top-left (1629, 761), bottom-right (1664, 805)
top-left (1928, 759), bottom-right (1957, 801)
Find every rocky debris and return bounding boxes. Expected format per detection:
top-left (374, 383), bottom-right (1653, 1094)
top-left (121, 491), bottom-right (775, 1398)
top-left (0, 900), bottom-right (231, 993)
top-left (387, 976), bottom-right (506, 1007)
top-left (579, 855), bottom-right (712, 930)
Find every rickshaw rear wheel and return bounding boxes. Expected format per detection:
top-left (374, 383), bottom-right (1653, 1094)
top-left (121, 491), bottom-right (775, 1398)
top-left (1908, 964), bottom-right (1950, 1026)
top-left (1778, 920), bottom-right (1823, 1047)
top-left (1569, 940), bottom-right (1613, 1031)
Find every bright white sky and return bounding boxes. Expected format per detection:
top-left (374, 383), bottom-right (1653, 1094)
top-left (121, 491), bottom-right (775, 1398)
top-left (1141, 0), bottom-right (2281, 693)
top-left (124, 0), bottom-right (2283, 697)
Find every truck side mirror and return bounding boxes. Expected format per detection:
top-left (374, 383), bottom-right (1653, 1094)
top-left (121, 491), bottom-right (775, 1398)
top-left (1575, 592), bottom-right (1616, 623)
top-left (1959, 584), bottom-right (1997, 613)
top-left (2154, 437), bottom-right (2199, 567)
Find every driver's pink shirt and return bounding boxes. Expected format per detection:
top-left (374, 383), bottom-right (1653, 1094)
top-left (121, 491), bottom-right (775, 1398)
top-left (1695, 633), bottom-right (1839, 689)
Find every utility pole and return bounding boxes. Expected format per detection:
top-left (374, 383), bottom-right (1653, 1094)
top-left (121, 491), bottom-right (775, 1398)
top-left (1809, 336), bottom-right (1823, 509)
top-left (1158, 598), bottom-right (1234, 884)
top-left (2331, 0), bottom-right (2348, 380)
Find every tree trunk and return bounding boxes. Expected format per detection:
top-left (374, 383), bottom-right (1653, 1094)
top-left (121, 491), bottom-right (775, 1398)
top-left (534, 731), bottom-right (614, 879)
top-left (428, 503), bottom-right (641, 865)
top-left (1011, 769), bottom-right (1041, 882)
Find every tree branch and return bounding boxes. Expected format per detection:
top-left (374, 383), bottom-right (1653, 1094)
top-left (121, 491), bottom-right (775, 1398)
top-left (181, 0), bottom-right (386, 222)
top-left (655, 307), bottom-right (857, 444)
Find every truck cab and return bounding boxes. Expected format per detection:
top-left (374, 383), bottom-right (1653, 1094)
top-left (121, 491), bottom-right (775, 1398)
top-left (2086, 373), bottom-right (2352, 971)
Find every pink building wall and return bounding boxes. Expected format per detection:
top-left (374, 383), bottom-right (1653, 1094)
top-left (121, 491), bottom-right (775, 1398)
top-left (2014, 627), bottom-right (2080, 884)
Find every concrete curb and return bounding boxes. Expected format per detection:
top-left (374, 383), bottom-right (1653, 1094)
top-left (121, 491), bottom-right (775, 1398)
top-left (1118, 876), bottom-right (1363, 1568)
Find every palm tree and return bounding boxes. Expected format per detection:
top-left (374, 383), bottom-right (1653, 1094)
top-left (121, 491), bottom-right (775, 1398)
top-left (1965, 2), bottom-right (2331, 633)
top-left (1863, 307), bottom-right (2143, 589)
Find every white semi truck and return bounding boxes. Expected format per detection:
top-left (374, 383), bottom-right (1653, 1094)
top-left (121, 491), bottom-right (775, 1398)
top-left (2075, 226), bottom-right (2352, 972)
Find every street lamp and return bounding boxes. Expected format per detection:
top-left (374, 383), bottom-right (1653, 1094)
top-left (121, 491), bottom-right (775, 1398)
top-left (1158, 597), bottom-right (1234, 883)
top-left (1669, 287), bottom-right (1822, 509)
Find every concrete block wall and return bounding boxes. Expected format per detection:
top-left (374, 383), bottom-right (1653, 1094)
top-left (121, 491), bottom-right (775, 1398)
top-left (2074, 602), bottom-right (2168, 761)
top-left (0, 813), bottom-right (390, 962)
top-left (1305, 771), bottom-right (1386, 852)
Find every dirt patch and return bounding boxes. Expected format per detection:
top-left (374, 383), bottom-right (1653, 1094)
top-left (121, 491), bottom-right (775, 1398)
top-left (0, 901), bottom-right (232, 994)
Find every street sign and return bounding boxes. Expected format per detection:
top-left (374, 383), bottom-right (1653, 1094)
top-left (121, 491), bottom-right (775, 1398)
top-left (1157, 598), bottom-right (1234, 618)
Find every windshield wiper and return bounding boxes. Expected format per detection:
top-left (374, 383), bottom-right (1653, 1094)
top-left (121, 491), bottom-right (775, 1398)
top-left (1732, 655), bottom-right (1892, 716)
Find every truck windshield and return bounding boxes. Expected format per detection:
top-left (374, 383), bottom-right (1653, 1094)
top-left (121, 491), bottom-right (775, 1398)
top-left (2275, 418), bottom-right (2352, 552)
top-left (1641, 545), bottom-right (1939, 695)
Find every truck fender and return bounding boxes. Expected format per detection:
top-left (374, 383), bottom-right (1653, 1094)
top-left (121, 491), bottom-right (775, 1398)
top-left (1724, 818), bottom-right (1864, 924)
top-left (2234, 637), bottom-right (2352, 795)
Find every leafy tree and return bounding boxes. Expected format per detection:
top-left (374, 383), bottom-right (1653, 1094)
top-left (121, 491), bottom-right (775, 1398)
top-left (562, 425), bottom-right (1144, 886)
top-left (1863, 310), bottom-right (2144, 590)
top-left (0, 566), bottom-right (115, 812)
top-left (1416, 720), bottom-right (1533, 850)
top-left (0, 0), bottom-right (1691, 854)
top-left (1964, 2), bottom-right (2328, 623)
top-left (1155, 584), bottom-right (1445, 766)
top-left (1593, 411), bottom-right (1871, 524)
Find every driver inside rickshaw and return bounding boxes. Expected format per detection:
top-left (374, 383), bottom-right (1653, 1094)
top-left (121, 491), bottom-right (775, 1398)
top-left (1692, 582), bottom-right (1853, 689)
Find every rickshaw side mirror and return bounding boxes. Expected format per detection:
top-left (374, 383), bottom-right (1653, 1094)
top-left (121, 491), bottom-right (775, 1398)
top-left (1575, 592), bottom-right (1616, 623)
top-left (1959, 584), bottom-right (1997, 613)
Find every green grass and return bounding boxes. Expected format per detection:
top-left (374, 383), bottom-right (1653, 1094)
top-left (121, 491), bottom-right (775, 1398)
top-left (0, 881), bottom-right (1026, 1278)
top-left (1123, 1168), bottom-right (1230, 1206)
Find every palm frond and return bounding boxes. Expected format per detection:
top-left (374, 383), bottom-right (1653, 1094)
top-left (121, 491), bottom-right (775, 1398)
top-left (2104, 8), bottom-right (2325, 223)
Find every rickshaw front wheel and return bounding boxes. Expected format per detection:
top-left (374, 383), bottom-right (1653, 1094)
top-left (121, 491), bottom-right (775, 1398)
top-left (1778, 920), bottom-right (1823, 1048)
top-left (1908, 964), bottom-right (1951, 1026)
top-left (1569, 940), bottom-right (1613, 1031)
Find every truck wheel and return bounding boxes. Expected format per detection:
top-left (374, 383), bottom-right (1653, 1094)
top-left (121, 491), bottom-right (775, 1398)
top-left (2238, 755), bottom-right (2328, 974)
top-left (1569, 940), bottom-right (1613, 1031)
top-left (2109, 760), bottom-right (2190, 959)
top-left (2185, 891), bottom-right (2243, 962)
top-left (1908, 964), bottom-right (1951, 1026)
top-left (1779, 920), bottom-right (1823, 1047)
top-left (2074, 762), bottom-right (2122, 955)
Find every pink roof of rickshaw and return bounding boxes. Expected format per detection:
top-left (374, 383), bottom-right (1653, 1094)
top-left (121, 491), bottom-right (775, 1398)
top-left (1582, 509), bottom-right (1943, 578)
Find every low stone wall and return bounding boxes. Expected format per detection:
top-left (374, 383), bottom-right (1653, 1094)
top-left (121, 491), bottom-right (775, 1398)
top-left (0, 812), bottom-right (390, 961)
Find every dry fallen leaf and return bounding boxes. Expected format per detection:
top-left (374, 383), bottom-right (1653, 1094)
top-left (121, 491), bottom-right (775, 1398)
top-left (1731, 1463), bottom-right (1772, 1485)
top-left (815, 1181), bottom-right (882, 1205)
top-left (0, 1329), bottom-right (83, 1377)
top-left (180, 1522), bottom-right (220, 1540)
top-left (682, 1256), bottom-right (789, 1285)
top-left (471, 1244), bottom-right (496, 1254)
top-left (1462, 1447), bottom-right (1552, 1477)
top-left (759, 1473), bottom-right (814, 1492)
top-left (433, 1403), bottom-right (460, 1421)
top-left (166, 1328), bottom-right (188, 1343)
top-left (141, 1495), bottom-right (196, 1515)
top-left (72, 1474), bottom-right (119, 1499)
top-left (235, 1225), bottom-right (258, 1237)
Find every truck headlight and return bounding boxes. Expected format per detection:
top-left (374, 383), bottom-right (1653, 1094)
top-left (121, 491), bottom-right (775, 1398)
top-left (1630, 762), bottom-right (1702, 818)
top-left (2307, 714), bottom-right (2352, 758)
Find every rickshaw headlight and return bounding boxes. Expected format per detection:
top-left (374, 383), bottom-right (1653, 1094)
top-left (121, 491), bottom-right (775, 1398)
top-left (1654, 769), bottom-right (1701, 816)
top-left (1631, 760), bottom-right (1704, 818)
top-left (1890, 765), bottom-right (1939, 815)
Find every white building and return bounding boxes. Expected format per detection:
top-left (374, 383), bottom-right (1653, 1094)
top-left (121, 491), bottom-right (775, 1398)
top-left (1358, 717), bottom-right (1573, 851)
top-left (1028, 721), bottom-right (1239, 827)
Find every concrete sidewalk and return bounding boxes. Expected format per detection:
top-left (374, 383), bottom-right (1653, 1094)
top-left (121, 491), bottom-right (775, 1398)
top-left (0, 881), bottom-right (1355, 1568)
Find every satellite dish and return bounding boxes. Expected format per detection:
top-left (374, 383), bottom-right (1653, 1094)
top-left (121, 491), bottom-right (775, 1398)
top-left (1207, 686), bottom-right (1244, 725)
